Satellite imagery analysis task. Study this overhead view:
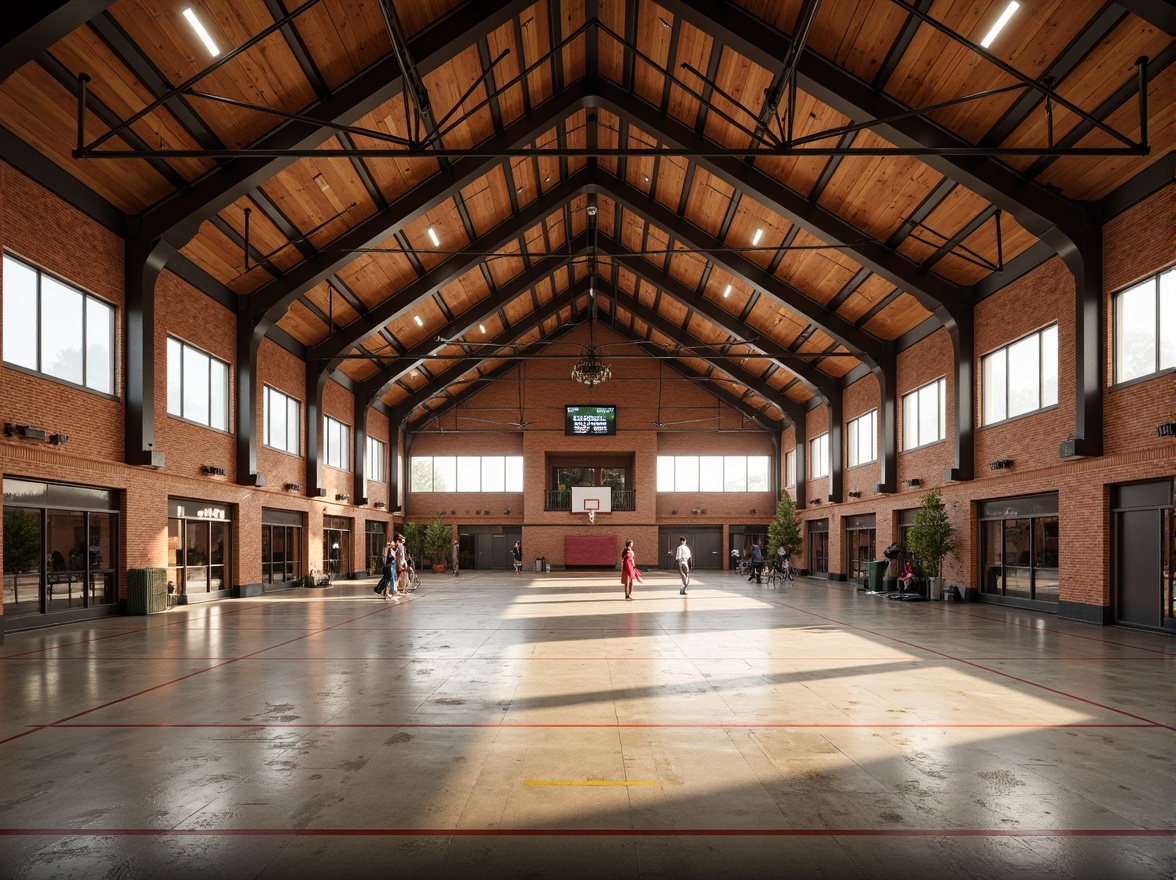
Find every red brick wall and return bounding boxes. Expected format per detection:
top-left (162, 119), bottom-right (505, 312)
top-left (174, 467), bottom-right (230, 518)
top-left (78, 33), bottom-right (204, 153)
top-left (843, 373), bottom-right (881, 499)
top-left (2, 166), bottom-right (1173, 624)
top-left (974, 256), bottom-right (1073, 473)
top-left (1103, 184), bottom-right (1176, 456)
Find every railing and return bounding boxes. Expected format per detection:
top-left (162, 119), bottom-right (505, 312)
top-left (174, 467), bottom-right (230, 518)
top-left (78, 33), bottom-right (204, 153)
top-left (545, 489), bottom-right (636, 512)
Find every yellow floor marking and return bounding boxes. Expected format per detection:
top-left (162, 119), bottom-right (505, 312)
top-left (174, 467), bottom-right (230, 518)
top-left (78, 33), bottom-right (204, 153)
top-left (523, 780), bottom-right (661, 786)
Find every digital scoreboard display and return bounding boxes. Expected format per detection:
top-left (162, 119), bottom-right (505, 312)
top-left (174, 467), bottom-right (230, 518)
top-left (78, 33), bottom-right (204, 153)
top-left (565, 405), bottom-right (616, 436)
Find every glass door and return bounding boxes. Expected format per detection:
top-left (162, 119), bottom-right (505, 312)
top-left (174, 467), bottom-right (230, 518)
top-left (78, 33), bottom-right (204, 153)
top-left (845, 527), bottom-right (876, 584)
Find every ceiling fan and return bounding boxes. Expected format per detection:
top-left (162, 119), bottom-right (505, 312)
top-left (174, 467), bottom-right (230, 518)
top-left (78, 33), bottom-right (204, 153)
top-left (649, 363), bottom-right (720, 428)
top-left (453, 365), bottom-right (534, 428)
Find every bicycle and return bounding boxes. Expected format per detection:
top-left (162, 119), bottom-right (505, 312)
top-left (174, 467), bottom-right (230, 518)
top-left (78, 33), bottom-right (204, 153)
top-left (766, 555), bottom-right (795, 587)
top-left (405, 553), bottom-right (421, 592)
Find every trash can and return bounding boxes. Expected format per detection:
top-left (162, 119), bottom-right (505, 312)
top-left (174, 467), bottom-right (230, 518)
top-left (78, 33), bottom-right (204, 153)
top-left (535, 557), bottom-right (543, 572)
top-left (866, 559), bottom-right (888, 592)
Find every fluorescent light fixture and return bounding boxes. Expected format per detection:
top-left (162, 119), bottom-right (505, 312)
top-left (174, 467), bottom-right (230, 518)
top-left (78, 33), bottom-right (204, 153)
top-left (414, 315), bottom-right (424, 327)
top-left (182, 8), bottom-right (221, 57)
top-left (752, 228), bottom-right (764, 245)
top-left (479, 324), bottom-right (486, 334)
top-left (979, 1), bottom-right (1020, 48)
top-left (723, 284), bottom-right (732, 298)
top-left (427, 225), bottom-right (440, 247)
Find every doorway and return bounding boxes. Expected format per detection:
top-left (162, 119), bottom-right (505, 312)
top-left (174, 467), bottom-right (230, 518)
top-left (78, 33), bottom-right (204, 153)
top-left (1113, 481), bottom-right (1175, 631)
top-left (844, 514), bottom-right (876, 585)
top-left (658, 527), bottom-right (722, 569)
top-left (808, 519), bottom-right (829, 576)
top-left (323, 514), bottom-right (352, 581)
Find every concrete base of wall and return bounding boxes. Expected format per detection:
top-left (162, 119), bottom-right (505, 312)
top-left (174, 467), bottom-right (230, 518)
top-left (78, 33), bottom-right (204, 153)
top-left (175, 589), bottom-right (232, 605)
top-left (233, 582), bottom-right (264, 598)
top-left (1058, 600), bottom-right (1114, 626)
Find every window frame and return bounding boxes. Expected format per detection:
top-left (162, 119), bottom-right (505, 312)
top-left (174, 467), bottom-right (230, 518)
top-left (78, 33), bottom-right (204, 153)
top-left (323, 415), bottom-right (350, 471)
top-left (784, 449), bottom-right (796, 488)
top-left (2, 253), bottom-right (117, 397)
top-left (410, 455), bottom-right (524, 492)
top-left (655, 455), bottom-right (772, 492)
top-left (262, 386), bottom-right (301, 456)
top-left (365, 435), bottom-right (386, 483)
top-left (846, 410), bottom-right (877, 468)
top-left (809, 434), bottom-right (830, 480)
top-left (1112, 267), bottom-right (1175, 386)
top-left (166, 336), bottom-right (231, 432)
top-left (901, 377), bottom-right (947, 451)
top-left (980, 324), bottom-right (1059, 427)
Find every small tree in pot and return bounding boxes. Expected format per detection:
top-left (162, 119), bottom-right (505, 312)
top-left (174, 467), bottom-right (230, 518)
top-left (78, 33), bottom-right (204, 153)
top-left (403, 520), bottom-right (425, 567)
top-left (766, 494), bottom-right (803, 563)
top-left (423, 515), bottom-right (452, 572)
top-left (906, 489), bottom-right (957, 598)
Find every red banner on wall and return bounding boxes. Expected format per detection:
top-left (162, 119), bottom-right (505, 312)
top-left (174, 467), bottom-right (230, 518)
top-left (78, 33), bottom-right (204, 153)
top-left (565, 535), bottom-right (617, 566)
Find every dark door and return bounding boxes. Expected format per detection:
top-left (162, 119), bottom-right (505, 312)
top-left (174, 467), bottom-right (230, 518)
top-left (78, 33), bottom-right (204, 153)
top-left (1117, 508), bottom-right (1160, 628)
top-left (658, 527), bottom-right (722, 569)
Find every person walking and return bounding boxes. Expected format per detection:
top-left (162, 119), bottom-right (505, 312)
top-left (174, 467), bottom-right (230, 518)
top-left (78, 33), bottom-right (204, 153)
top-left (675, 536), bottom-right (692, 595)
top-left (376, 540), bottom-right (395, 599)
top-left (512, 540), bottom-right (523, 576)
top-left (452, 539), bottom-right (460, 577)
top-left (393, 533), bottom-right (409, 597)
top-left (620, 539), bottom-right (642, 599)
top-left (748, 540), bottom-right (763, 584)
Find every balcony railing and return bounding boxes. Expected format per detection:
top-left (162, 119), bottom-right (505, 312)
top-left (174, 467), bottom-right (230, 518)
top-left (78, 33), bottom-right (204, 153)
top-left (545, 489), bottom-right (635, 512)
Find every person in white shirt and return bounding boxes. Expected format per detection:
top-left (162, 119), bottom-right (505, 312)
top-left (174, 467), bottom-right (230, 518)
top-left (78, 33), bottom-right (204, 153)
top-left (674, 536), bottom-right (692, 594)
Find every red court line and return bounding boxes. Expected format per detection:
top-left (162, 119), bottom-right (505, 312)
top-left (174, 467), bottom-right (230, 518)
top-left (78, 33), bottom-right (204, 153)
top-left (0, 602), bottom-right (400, 748)
top-left (5, 654), bottom-right (1169, 662)
top-left (759, 596), bottom-right (1176, 731)
top-left (0, 827), bottom-right (1167, 838)
top-left (33, 721), bottom-right (1160, 730)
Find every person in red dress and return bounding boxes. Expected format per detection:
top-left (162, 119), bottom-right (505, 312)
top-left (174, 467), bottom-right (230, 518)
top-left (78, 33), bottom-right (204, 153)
top-left (620, 539), bottom-right (642, 600)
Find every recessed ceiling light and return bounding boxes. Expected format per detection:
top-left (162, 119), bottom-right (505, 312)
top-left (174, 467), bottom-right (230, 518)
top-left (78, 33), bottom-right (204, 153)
top-left (414, 315), bottom-right (424, 327)
top-left (659, 17), bottom-right (671, 29)
top-left (411, 369), bottom-right (418, 377)
top-left (427, 226), bottom-right (440, 247)
top-left (182, 8), bottom-right (221, 57)
top-left (479, 324), bottom-right (486, 334)
top-left (752, 228), bottom-right (764, 245)
top-left (643, 175), bottom-right (650, 183)
top-left (979, 1), bottom-right (1020, 48)
top-left (723, 284), bottom-right (732, 298)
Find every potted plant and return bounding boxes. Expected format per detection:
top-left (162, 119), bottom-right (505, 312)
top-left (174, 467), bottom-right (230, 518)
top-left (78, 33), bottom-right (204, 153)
top-left (906, 488), bottom-right (957, 600)
top-left (766, 493), bottom-right (803, 568)
top-left (423, 515), bottom-right (452, 573)
top-left (403, 520), bottom-right (425, 568)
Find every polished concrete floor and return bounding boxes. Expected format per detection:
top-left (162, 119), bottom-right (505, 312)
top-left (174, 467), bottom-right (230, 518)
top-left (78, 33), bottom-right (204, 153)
top-left (0, 570), bottom-right (1172, 879)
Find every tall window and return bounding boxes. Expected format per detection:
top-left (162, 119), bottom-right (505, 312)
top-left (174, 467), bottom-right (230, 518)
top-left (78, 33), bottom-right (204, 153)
top-left (263, 387), bottom-right (300, 455)
top-left (1114, 267), bottom-right (1175, 383)
top-left (810, 434), bottom-right (829, 479)
top-left (656, 456), bottom-right (770, 491)
top-left (785, 449), bottom-right (796, 487)
top-left (365, 436), bottom-right (387, 482)
top-left (323, 416), bottom-right (350, 470)
top-left (981, 325), bottom-right (1058, 425)
top-left (902, 378), bottom-right (946, 450)
top-left (847, 410), bottom-right (877, 467)
top-left (167, 338), bottom-right (229, 431)
top-left (3, 254), bottom-right (115, 394)
top-left (411, 456), bottom-right (523, 492)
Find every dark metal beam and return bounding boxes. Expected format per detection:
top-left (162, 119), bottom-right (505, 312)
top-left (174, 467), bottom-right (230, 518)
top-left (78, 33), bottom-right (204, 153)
top-left (140, 0), bottom-right (535, 246)
top-left (0, 0), bottom-right (114, 84)
top-left (1115, 0), bottom-right (1175, 35)
top-left (355, 247), bottom-right (587, 403)
top-left (305, 175), bottom-right (595, 368)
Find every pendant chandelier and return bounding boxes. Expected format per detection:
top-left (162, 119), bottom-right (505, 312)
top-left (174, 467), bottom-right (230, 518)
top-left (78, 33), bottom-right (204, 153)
top-left (571, 341), bottom-right (611, 386)
top-left (571, 202), bottom-right (611, 386)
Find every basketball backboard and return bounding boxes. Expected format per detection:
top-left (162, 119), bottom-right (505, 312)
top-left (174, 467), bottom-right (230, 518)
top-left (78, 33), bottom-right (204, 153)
top-left (571, 486), bottom-right (611, 514)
